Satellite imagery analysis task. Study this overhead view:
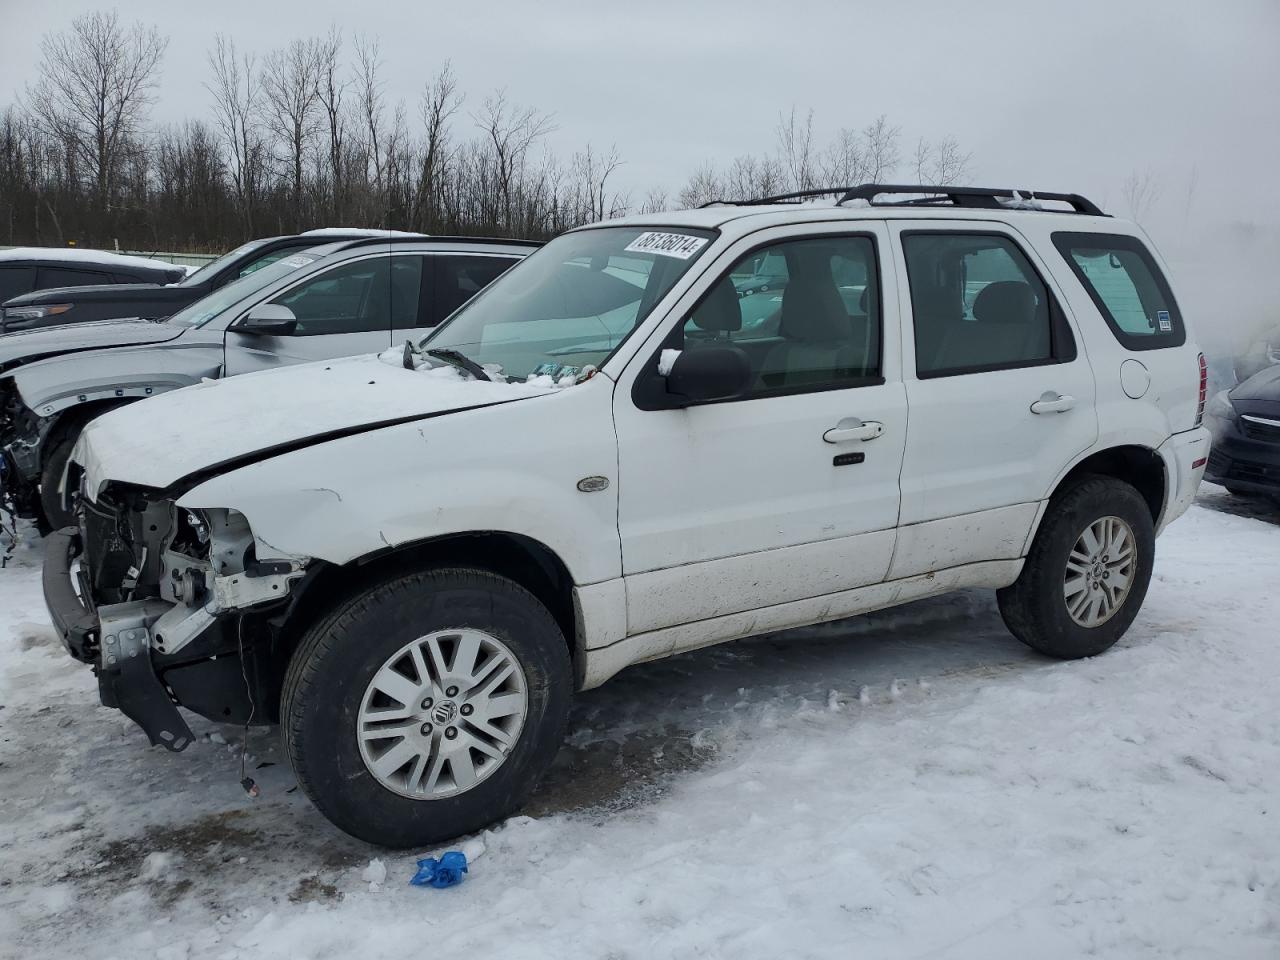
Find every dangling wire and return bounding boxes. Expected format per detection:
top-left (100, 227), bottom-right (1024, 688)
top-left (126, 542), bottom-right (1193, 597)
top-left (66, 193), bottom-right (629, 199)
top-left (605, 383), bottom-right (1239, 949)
top-left (237, 616), bottom-right (259, 798)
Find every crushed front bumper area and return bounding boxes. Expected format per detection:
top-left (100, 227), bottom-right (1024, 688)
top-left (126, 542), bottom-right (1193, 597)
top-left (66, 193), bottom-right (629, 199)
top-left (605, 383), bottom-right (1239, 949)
top-left (44, 527), bottom-right (195, 751)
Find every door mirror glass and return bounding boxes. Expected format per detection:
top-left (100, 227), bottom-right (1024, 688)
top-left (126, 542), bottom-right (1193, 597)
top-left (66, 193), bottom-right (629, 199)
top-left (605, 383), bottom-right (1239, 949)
top-left (665, 345), bottom-right (752, 404)
top-left (237, 302), bottom-right (298, 336)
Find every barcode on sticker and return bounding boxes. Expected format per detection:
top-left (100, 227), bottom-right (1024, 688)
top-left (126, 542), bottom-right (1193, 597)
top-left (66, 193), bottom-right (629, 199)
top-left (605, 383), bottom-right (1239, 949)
top-left (1157, 309), bottom-right (1172, 332)
top-left (624, 232), bottom-right (708, 260)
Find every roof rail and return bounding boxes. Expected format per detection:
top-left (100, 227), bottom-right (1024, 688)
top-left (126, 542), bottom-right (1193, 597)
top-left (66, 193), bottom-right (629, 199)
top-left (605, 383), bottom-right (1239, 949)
top-left (703, 183), bottom-right (1106, 216)
top-left (334, 234), bottom-right (544, 251)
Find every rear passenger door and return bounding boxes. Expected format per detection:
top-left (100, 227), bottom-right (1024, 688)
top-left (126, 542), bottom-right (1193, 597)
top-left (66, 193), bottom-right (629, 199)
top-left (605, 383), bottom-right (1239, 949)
top-left (223, 254), bottom-right (415, 375)
top-left (888, 221), bottom-right (1097, 578)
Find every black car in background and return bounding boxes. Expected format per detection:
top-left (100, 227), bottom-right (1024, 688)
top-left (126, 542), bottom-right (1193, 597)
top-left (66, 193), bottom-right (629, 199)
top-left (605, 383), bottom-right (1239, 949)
top-left (0, 248), bottom-right (186, 318)
top-left (0, 230), bottom-right (416, 333)
top-left (1204, 364), bottom-right (1280, 502)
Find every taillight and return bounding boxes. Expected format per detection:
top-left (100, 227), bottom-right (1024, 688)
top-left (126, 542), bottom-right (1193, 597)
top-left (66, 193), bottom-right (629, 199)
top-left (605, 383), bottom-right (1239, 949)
top-left (1195, 352), bottom-right (1207, 426)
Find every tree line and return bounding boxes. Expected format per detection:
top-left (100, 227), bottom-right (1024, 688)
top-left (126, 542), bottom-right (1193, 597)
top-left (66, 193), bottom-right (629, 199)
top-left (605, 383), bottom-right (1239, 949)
top-left (0, 10), bottom-right (972, 253)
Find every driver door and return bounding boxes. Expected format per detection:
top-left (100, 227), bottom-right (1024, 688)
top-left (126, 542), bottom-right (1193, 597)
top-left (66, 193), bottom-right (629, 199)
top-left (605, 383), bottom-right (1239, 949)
top-left (223, 253), bottom-right (422, 375)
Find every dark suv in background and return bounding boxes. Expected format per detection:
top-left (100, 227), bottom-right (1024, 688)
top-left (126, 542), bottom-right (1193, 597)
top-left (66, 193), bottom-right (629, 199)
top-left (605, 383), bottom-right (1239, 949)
top-left (0, 248), bottom-right (186, 316)
top-left (0, 230), bottom-right (409, 333)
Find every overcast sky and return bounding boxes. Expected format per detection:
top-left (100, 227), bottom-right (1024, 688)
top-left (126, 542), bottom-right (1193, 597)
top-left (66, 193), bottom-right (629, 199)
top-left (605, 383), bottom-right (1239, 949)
top-left (1, 0), bottom-right (1277, 233)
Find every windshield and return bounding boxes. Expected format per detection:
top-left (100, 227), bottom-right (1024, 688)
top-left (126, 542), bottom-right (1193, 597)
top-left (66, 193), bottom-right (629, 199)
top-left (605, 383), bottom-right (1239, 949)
top-left (423, 225), bottom-right (715, 381)
top-left (179, 238), bottom-right (272, 287)
top-left (168, 252), bottom-right (321, 327)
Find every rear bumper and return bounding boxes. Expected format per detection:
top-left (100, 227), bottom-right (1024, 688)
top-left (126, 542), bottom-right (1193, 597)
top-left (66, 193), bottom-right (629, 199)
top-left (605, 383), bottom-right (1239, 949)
top-left (1157, 426), bottom-right (1212, 533)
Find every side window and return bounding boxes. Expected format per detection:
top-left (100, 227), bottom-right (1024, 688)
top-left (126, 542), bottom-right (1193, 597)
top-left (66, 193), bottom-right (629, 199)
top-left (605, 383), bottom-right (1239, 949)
top-left (677, 234), bottom-right (881, 397)
top-left (902, 232), bottom-right (1074, 378)
top-left (36, 266), bottom-right (113, 289)
top-left (231, 249), bottom-right (292, 281)
top-left (270, 255), bottom-right (422, 336)
top-left (1052, 232), bottom-right (1185, 349)
top-left (427, 255), bottom-right (517, 328)
top-left (0, 266), bottom-right (36, 301)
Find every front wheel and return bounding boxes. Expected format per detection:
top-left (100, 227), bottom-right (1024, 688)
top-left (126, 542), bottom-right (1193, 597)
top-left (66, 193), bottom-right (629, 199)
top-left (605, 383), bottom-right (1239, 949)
top-left (282, 567), bottom-right (572, 848)
top-left (998, 475), bottom-right (1155, 659)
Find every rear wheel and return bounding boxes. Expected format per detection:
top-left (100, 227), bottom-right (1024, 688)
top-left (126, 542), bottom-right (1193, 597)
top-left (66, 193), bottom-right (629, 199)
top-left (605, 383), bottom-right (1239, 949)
top-left (998, 475), bottom-right (1155, 659)
top-left (282, 566), bottom-right (572, 848)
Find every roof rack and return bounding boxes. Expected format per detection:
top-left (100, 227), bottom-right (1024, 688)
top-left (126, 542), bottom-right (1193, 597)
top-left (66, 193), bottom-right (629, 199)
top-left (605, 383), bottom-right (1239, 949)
top-left (702, 183), bottom-right (1106, 216)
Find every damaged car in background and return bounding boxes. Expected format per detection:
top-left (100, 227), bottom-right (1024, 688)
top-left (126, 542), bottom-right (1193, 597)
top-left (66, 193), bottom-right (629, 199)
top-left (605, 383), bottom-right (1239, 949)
top-left (0, 235), bottom-right (533, 528)
top-left (44, 185), bottom-right (1211, 848)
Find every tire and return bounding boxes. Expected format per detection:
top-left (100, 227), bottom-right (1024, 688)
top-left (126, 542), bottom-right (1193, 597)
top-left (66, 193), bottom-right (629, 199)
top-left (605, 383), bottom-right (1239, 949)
top-left (282, 566), bottom-right (572, 848)
top-left (997, 475), bottom-right (1155, 659)
top-left (39, 425), bottom-right (81, 531)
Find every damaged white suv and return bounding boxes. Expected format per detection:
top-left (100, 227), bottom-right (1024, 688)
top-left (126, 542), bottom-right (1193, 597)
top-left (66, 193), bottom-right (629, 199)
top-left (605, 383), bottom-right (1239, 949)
top-left (45, 185), bottom-right (1211, 847)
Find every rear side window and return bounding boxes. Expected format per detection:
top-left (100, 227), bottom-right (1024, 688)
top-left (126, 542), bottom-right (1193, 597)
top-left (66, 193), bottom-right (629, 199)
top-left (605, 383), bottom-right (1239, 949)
top-left (429, 255), bottom-right (517, 327)
top-left (1052, 232), bottom-right (1185, 350)
top-left (902, 232), bottom-right (1075, 378)
top-left (37, 266), bottom-right (113, 289)
top-left (0, 266), bottom-right (35, 301)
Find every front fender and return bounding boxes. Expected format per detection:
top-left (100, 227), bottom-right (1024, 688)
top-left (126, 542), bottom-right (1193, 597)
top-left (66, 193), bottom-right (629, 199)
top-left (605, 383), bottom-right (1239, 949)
top-left (176, 386), bottom-right (623, 586)
top-left (12, 343), bottom-right (223, 417)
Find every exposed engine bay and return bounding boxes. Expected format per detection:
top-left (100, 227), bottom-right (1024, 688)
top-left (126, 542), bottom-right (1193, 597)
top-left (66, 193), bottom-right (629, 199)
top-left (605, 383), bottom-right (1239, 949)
top-left (47, 479), bottom-right (310, 751)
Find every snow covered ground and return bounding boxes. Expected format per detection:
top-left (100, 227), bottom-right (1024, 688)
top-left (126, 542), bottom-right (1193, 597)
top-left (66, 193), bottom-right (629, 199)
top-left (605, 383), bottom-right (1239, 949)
top-left (1, 487), bottom-right (1277, 959)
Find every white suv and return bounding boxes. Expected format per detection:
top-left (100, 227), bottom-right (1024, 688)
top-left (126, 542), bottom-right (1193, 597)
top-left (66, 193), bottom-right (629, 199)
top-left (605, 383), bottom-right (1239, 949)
top-left (45, 185), bottom-right (1211, 847)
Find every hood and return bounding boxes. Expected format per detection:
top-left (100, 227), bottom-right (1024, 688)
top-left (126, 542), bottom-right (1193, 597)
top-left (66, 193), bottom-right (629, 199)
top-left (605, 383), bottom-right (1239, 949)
top-left (1230, 364), bottom-right (1280, 404)
top-left (76, 352), bottom-right (562, 497)
top-left (0, 319), bottom-right (186, 374)
top-left (4, 281), bottom-right (172, 306)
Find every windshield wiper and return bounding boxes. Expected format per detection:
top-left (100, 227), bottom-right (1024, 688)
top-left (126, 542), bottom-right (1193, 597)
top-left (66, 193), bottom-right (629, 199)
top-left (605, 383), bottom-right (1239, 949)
top-left (425, 347), bottom-right (492, 382)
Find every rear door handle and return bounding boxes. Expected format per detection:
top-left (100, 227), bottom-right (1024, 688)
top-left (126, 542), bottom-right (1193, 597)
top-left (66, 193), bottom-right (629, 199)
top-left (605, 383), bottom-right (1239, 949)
top-left (823, 417), bottom-right (884, 443)
top-left (1030, 392), bottom-right (1076, 415)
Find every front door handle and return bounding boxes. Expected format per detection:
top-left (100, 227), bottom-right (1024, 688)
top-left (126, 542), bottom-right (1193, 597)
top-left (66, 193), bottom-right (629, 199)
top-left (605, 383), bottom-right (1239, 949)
top-left (1030, 392), bottom-right (1076, 415)
top-left (823, 417), bottom-right (884, 443)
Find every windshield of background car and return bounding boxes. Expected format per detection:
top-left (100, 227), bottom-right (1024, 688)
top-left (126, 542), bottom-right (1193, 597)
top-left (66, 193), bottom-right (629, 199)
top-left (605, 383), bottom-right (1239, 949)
top-left (168, 251), bottom-right (322, 327)
top-left (178, 238), bottom-right (272, 287)
top-left (422, 226), bottom-right (716, 381)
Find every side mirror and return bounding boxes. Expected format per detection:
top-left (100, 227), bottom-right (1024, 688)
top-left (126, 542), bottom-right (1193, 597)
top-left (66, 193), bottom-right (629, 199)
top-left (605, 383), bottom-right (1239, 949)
top-left (236, 303), bottom-right (297, 336)
top-left (665, 346), bottom-right (752, 405)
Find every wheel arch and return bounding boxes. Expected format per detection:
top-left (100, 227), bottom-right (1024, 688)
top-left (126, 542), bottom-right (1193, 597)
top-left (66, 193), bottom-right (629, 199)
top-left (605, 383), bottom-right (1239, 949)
top-left (273, 530), bottom-right (582, 685)
top-left (1026, 444), bottom-right (1168, 552)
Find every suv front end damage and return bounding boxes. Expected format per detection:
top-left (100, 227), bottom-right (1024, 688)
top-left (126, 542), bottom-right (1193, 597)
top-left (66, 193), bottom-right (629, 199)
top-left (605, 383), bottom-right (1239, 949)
top-left (0, 378), bottom-right (49, 519)
top-left (42, 480), bottom-right (309, 750)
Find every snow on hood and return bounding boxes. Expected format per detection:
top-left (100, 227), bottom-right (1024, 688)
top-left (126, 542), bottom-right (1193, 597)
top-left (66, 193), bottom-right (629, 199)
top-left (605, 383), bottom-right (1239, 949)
top-left (74, 352), bottom-right (560, 497)
top-left (0, 319), bottom-right (184, 373)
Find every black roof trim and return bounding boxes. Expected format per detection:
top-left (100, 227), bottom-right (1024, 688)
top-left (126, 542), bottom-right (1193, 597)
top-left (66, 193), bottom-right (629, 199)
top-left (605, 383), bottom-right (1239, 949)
top-left (701, 183), bottom-right (1106, 216)
top-left (331, 234), bottom-right (544, 252)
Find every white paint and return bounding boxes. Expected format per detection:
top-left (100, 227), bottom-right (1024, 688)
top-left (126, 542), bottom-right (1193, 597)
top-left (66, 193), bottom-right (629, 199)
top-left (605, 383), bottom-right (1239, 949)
top-left (582, 560), bottom-right (1023, 689)
top-left (1121, 357), bottom-right (1151, 398)
top-left (888, 503), bottom-right (1038, 581)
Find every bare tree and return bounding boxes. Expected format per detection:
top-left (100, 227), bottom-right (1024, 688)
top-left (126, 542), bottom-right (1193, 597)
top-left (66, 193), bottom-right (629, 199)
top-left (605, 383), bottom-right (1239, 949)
top-left (314, 27), bottom-right (348, 221)
top-left (474, 91), bottom-right (555, 230)
top-left (206, 34), bottom-right (265, 234)
top-left (413, 62), bottom-right (462, 229)
top-left (822, 128), bottom-right (868, 186)
top-left (914, 135), bottom-right (971, 185)
top-left (262, 37), bottom-right (322, 225)
top-left (776, 106), bottom-right (816, 191)
top-left (25, 10), bottom-right (168, 213)
top-left (1122, 168), bottom-right (1160, 224)
top-left (861, 115), bottom-right (901, 183)
top-left (568, 144), bottom-right (625, 221)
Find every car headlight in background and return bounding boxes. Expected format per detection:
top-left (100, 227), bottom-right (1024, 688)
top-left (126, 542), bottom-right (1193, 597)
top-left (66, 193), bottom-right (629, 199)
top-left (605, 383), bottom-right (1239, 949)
top-left (2, 304), bottom-right (73, 323)
top-left (1205, 390), bottom-right (1235, 422)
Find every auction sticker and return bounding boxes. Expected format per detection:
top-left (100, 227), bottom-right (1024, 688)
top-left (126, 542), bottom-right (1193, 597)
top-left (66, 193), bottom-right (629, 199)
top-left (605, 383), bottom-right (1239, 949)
top-left (624, 232), bottom-right (709, 260)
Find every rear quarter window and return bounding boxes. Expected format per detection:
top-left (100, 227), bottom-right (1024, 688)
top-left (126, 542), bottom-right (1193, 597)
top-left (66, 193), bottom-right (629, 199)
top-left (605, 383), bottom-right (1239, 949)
top-left (1052, 232), bottom-right (1185, 350)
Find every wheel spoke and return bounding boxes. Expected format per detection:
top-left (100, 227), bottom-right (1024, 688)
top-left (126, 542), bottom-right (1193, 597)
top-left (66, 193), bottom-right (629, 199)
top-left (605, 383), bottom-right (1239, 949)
top-left (448, 748), bottom-right (479, 791)
top-left (451, 632), bottom-right (483, 680)
top-left (360, 717), bottom-right (419, 742)
top-left (369, 667), bottom-right (421, 709)
top-left (1064, 574), bottom-right (1089, 599)
top-left (370, 738), bottom-right (419, 782)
